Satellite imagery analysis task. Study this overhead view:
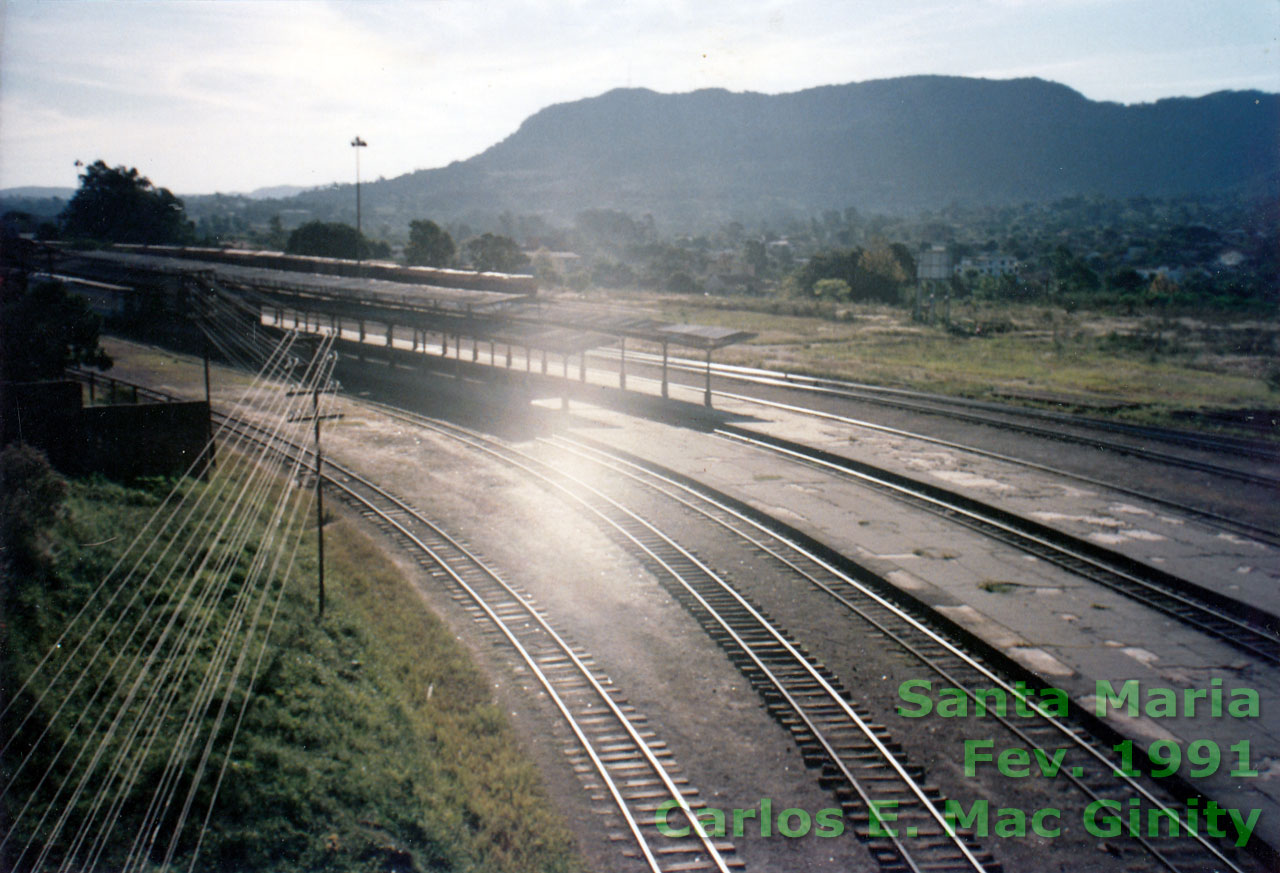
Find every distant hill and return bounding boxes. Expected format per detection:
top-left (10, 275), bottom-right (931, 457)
top-left (280, 76), bottom-right (1279, 229)
top-left (9, 77), bottom-right (1278, 234)
top-left (242, 184), bottom-right (311, 200)
top-left (0, 186), bottom-right (74, 200)
top-left (0, 187), bottom-right (72, 220)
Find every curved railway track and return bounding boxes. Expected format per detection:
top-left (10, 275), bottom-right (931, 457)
top-left (223, 414), bottom-right (743, 873)
top-left (355, 397), bottom-right (1271, 873)
top-left (538, 432), bottom-right (1275, 873)
top-left (358, 406), bottom-right (1001, 873)
top-left (66, 373), bottom-right (738, 873)
top-left (75, 370), bottom-right (1275, 872)
top-left (705, 425), bottom-right (1280, 667)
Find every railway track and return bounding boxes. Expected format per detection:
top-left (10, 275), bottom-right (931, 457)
top-left (606, 349), bottom-right (1278, 468)
top-left (367, 410), bottom-right (1001, 873)
top-left (76, 369), bottom-right (1276, 871)
top-left (537, 432), bottom-right (1273, 873)
top-left (694, 388), bottom-right (1280, 549)
top-left (66, 373), bottom-right (739, 873)
top-left (354, 397), bottom-right (1271, 873)
top-left (710, 425), bottom-right (1280, 667)
top-left (225, 415), bottom-right (743, 873)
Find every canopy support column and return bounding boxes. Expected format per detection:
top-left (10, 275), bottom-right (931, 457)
top-left (661, 341), bottom-right (669, 399)
top-left (704, 347), bottom-right (713, 407)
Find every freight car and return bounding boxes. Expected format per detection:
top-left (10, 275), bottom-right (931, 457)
top-left (113, 244), bottom-right (537, 296)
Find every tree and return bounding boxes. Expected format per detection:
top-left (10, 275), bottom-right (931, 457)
top-left (574, 209), bottom-right (644, 254)
top-left (0, 443), bottom-right (66, 581)
top-left (857, 244), bottom-right (910, 303)
top-left (795, 248), bottom-right (862, 297)
top-left (60, 161), bottom-right (193, 244)
top-left (743, 239), bottom-right (768, 276)
top-left (285, 221), bottom-right (389, 260)
top-left (266, 215), bottom-right (288, 250)
top-left (1106, 267), bottom-right (1145, 295)
top-left (1047, 244), bottom-right (1099, 294)
top-left (404, 219), bottom-right (455, 267)
top-left (1, 278), bottom-right (112, 383)
top-left (464, 233), bottom-right (529, 273)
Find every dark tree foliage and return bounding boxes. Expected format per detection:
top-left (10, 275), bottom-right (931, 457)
top-left (796, 249), bottom-right (859, 295)
top-left (743, 239), bottom-right (768, 275)
top-left (59, 161), bottom-right (193, 244)
top-left (0, 443), bottom-right (66, 581)
top-left (794, 247), bottom-right (908, 303)
top-left (404, 219), bottom-right (455, 267)
top-left (285, 221), bottom-right (389, 260)
top-left (1106, 267), bottom-right (1146, 294)
top-left (1048, 244), bottom-right (1100, 292)
top-left (888, 242), bottom-right (917, 278)
top-left (464, 233), bottom-right (529, 273)
top-left (0, 278), bottom-right (112, 383)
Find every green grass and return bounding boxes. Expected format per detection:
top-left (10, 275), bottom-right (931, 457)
top-left (615, 291), bottom-right (1279, 433)
top-left (2, 462), bottom-right (582, 873)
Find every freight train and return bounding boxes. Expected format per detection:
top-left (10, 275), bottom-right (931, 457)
top-left (112, 244), bottom-right (537, 296)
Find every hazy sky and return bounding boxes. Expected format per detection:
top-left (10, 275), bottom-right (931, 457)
top-left (1, 0), bottom-right (1276, 194)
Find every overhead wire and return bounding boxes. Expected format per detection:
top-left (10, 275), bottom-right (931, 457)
top-left (138, 367), bottom-right (337, 871)
top-left (114, 342), bottom-right (337, 871)
top-left (0, 331), bottom-right (302, 844)
top-left (46, 334), bottom-right (335, 873)
top-left (3, 289), bottom-right (340, 865)
top-left (0, 330), bottom-right (299, 730)
top-left (6, 333), bottom-right (307, 870)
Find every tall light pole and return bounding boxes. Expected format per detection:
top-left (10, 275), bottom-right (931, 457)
top-left (350, 136), bottom-right (367, 266)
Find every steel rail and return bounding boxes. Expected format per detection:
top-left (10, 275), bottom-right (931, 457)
top-left (356, 404), bottom-right (998, 873)
top-left (74, 368), bottom-right (1271, 872)
top-left (544, 433), bottom-right (1263, 873)
top-left (569, 351), bottom-right (1280, 546)
top-left (217, 415), bottom-right (737, 873)
top-left (602, 348), bottom-right (1279, 464)
top-left (714, 427), bottom-right (1280, 666)
top-left (699, 387), bottom-right (1280, 547)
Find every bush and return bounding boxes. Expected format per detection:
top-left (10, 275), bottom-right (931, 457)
top-left (0, 443), bottom-right (67, 580)
top-left (813, 278), bottom-right (852, 301)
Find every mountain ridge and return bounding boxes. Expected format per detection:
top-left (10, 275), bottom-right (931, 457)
top-left (7, 76), bottom-right (1276, 232)
top-left (316, 75), bottom-right (1277, 228)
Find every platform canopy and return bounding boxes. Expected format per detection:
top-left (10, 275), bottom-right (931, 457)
top-left (55, 248), bottom-right (757, 358)
top-left (469, 321), bottom-right (613, 356)
top-left (647, 324), bottom-right (757, 351)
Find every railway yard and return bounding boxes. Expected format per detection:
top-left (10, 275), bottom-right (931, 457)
top-left (13, 245), bottom-right (1277, 873)
top-left (85, 301), bottom-right (1279, 873)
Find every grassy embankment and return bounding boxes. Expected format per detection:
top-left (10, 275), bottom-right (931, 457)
top-left (629, 292), bottom-right (1278, 431)
top-left (1, 456), bottom-right (582, 873)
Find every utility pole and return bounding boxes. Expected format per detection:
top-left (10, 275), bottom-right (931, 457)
top-left (288, 361), bottom-right (342, 620)
top-left (351, 136), bottom-right (367, 268)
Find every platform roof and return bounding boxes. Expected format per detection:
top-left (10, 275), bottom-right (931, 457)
top-left (56, 249), bottom-right (756, 356)
top-left (648, 323), bottom-right (758, 351)
top-left (473, 322), bottom-right (613, 355)
top-left (507, 303), bottom-right (756, 350)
